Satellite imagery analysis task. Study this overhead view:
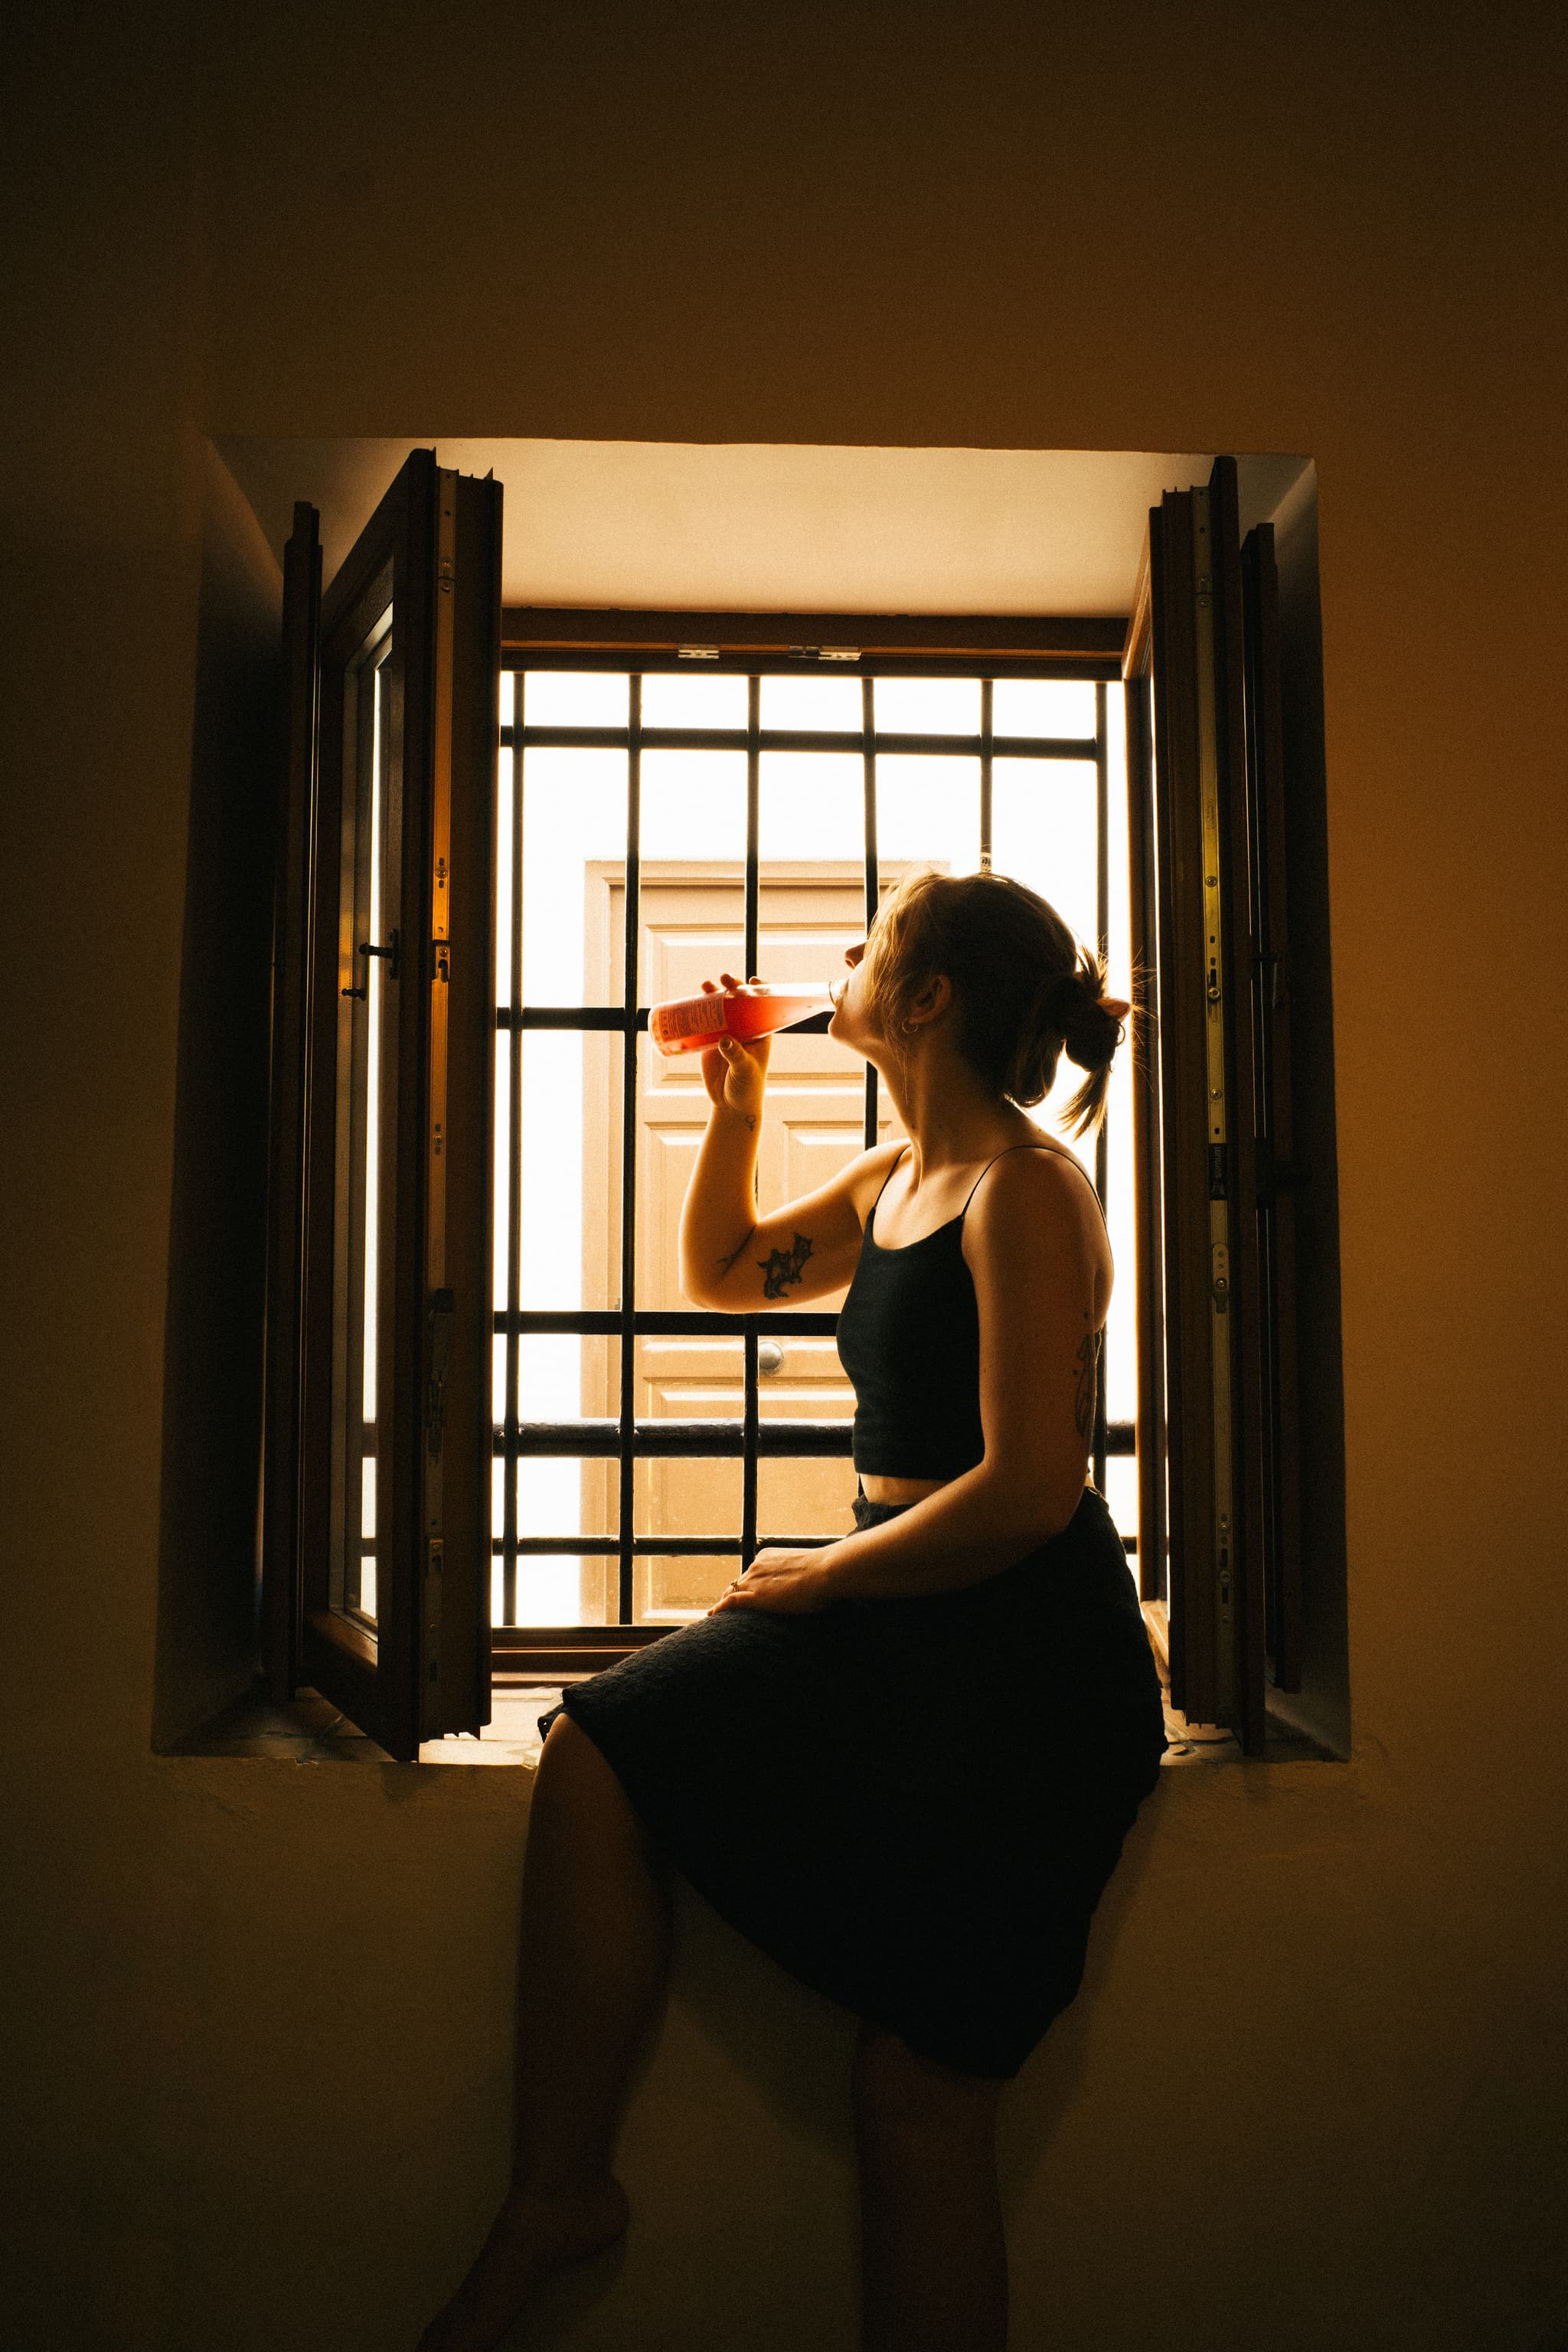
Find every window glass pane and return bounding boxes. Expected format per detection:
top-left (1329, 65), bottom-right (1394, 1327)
top-left (641, 671), bottom-right (748, 730)
top-left (639, 749), bottom-right (748, 865)
top-left (493, 1035), bottom-right (510, 1312)
top-left (521, 748), bottom-right (629, 1004)
top-left (991, 678), bottom-right (1097, 739)
top-left (758, 751), bottom-right (864, 864)
top-left (637, 1555), bottom-right (738, 1625)
top-left (990, 759), bottom-right (1099, 955)
top-left (361, 657), bottom-right (387, 1427)
top-left (1102, 1451), bottom-right (1139, 1570)
top-left (506, 1460), bottom-right (622, 1627)
top-left (760, 674), bottom-right (862, 731)
top-left (875, 676), bottom-right (980, 737)
top-left (876, 755), bottom-right (982, 877)
top-left (518, 1455), bottom-right (618, 1540)
top-left (1102, 688), bottom-right (1138, 1430)
top-left (757, 1454), bottom-right (858, 1544)
top-left (635, 1455), bottom-right (743, 1540)
top-left (498, 668), bottom-right (516, 727)
top-left (334, 615), bottom-right (393, 1628)
top-left (518, 1457), bottom-right (593, 1544)
top-left (511, 1555), bottom-right (596, 1625)
top-left (523, 670), bottom-right (629, 727)
top-left (518, 1031), bottom-right (622, 1310)
top-left (495, 746), bottom-right (515, 1007)
top-left (514, 1331), bottom-right (619, 1423)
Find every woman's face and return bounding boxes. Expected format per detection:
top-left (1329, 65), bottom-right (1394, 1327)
top-left (828, 937), bottom-right (879, 1056)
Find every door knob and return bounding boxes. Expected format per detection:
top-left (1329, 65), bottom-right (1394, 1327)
top-left (758, 1340), bottom-right (785, 1375)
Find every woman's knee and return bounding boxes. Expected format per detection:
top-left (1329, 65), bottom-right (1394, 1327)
top-left (533, 1717), bottom-right (665, 1873)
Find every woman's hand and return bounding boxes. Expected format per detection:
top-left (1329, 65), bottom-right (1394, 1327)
top-left (706, 1547), bottom-right (836, 1615)
top-left (699, 971), bottom-right (772, 1123)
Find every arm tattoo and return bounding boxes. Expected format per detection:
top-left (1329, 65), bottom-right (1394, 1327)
top-left (759, 1231), bottom-right (814, 1298)
top-left (1073, 1326), bottom-right (1102, 1446)
top-left (715, 1233), bottom-right (752, 1279)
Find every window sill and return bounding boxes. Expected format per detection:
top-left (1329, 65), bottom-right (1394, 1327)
top-left (169, 1681), bottom-right (578, 1766)
top-left (172, 1677), bottom-right (1335, 1769)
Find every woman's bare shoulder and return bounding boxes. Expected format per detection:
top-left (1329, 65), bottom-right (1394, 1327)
top-left (964, 1139), bottom-right (1112, 1269)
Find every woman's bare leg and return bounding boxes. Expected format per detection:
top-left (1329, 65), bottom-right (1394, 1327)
top-left (416, 1714), bottom-right (671, 2352)
top-left (851, 2022), bottom-right (1008, 2352)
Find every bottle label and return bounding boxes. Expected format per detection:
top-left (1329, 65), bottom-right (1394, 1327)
top-left (655, 992), bottom-right (730, 1041)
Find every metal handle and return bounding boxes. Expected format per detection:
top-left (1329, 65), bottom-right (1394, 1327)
top-left (758, 1340), bottom-right (785, 1375)
top-left (341, 927), bottom-right (401, 998)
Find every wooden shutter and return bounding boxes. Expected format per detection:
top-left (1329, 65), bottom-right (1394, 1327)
top-left (262, 451), bottom-right (501, 1759)
top-left (1124, 456), bottom-right (1300, 1753)
top-left (262, 503), bottom-right (322, 1704)
top-left (1240, 522), bottom-right (1304, 1693)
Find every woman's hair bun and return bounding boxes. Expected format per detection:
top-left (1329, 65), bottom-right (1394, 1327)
top-left (1044, 969), bottom-right (1087, 1040)
top-left (1052, 965), bottom-right (1125, 1072)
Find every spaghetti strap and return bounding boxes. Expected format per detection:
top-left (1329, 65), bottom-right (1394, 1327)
top-left (865, 1143), bottom-right (912, 1236)
top-left (959, 1141), bottom-right (1109, 1243)
top-left (959, 1142), bottom-right (1052, 1216)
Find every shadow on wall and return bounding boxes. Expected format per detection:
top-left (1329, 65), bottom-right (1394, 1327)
top-left (151, 443), bottom-right (283, 1749)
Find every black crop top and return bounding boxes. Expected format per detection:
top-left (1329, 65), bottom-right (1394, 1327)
top-left (836, 1142), bottom-right (1067, 1479)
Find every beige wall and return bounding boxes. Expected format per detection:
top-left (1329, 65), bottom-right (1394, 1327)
top-left (3, 4), bottom-right (1564, 2347)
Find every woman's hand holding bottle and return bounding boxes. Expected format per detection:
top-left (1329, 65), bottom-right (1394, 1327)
top-left (699, 972), bottom-right (772, 1122)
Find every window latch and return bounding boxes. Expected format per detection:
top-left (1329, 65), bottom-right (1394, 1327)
top-left (341, 927), bottom-right (401, 998)
top-left (426, 1286), bottom-right (455, 1455)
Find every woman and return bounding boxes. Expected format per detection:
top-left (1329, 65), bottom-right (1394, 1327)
top-left (418, 867), bottom-right (1166, 2352)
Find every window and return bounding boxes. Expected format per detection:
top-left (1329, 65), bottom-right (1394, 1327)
top-left (487, 642), bottom-right (1139, 1686)
top-left (263, 449), bottom-right (1322, 1762)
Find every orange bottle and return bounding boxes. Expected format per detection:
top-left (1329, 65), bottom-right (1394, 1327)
top-left (649, 980), bottom-right (836, 1057)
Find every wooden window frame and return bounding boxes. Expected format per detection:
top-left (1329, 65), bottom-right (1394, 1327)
top-left (263, 459), bottom-right (1312, 1757)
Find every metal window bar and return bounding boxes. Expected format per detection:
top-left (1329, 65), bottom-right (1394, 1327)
top-left (616, 676), bottom-right (643, 1623)
top-left (1093, 681), bottom-right (1111, 1500)
top-left (493, 666), bottom-right (1134, 1632)
top-left (862, 674), bottom-right (880, 1152)
top-left (502, 675), bottom-right (526, 1627)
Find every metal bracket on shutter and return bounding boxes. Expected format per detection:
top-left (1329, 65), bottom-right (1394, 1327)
top-left (426, 1285), bottom-right (455, 1455)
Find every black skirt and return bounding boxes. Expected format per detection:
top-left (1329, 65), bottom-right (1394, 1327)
top-left (537, 1486), bottom-right (1165, 2079)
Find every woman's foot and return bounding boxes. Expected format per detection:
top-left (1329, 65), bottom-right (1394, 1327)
top-left (415, 2176), bottom-right (630, 2352)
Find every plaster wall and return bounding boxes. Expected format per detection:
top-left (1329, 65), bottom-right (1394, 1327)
top-left (2, 5), bottom-right (1565, 2348)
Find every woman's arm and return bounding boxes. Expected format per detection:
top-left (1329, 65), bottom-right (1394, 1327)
top-left (822, 1149), bottom-right (1106, 1600)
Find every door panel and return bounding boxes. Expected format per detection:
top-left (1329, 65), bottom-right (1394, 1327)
top-left (582, 864), bottom-right (901, 1622)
